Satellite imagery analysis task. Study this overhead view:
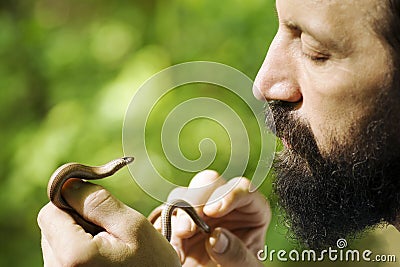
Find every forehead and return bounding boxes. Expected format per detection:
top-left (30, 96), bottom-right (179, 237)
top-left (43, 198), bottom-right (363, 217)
top-left (276, 0), bottom-right (388, 35)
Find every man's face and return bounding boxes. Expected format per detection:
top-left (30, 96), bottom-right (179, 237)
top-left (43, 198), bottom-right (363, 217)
top-left (254, 0), bottom-right (400, 249)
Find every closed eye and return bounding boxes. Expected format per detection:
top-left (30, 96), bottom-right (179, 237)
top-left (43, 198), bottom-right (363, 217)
top-left (302, 51), bottom-right (330, 63)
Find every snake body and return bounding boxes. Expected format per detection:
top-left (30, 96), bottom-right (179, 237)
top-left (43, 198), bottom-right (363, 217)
top-left (47, 157), bottom-right (134, 234)
top-left (161, 199), bottom-right (211, 242)
top-left (47, 157), bottom-right (134, 210)
top-left (47, 157), bottom-right (211, 240)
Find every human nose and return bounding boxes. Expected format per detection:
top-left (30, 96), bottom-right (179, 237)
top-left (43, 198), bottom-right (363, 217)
top-left (253, 34), bottom-right (302, 103)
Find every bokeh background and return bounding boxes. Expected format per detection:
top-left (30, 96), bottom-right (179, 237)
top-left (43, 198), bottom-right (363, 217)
top-left (0, 0), bottom-right (398, 266)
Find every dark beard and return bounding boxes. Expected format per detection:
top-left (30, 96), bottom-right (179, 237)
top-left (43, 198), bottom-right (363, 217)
top-left (269, 98), bottom-right (400, 250)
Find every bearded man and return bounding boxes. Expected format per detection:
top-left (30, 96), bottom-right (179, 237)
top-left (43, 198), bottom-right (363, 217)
top-left (37, 0), bottom-right (400, 266)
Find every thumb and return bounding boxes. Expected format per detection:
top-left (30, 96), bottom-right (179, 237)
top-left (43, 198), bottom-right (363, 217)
top-left (62, 178), bottom-right (145, 239)
top-left (205, 228), bottom-right (263, 267)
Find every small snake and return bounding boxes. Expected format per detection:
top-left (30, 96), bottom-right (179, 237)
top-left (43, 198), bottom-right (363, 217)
top-left (47, 157), bottom-right (211, 240)
top-left (161, 199), bottom-right (211, 242)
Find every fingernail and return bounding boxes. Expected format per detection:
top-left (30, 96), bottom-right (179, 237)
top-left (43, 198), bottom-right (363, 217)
top-left (71, 179), bottom-right (84, 189)
top-left (62, 179), bottom-right (84, 198)
top-left (209, 229), bottom-right (229, 254)
top-left (63, 178), bottom-right (84, 191)
top-left (61, 179), bottom-right (90, 205)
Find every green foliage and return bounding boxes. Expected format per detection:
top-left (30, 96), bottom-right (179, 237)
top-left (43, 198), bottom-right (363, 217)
top-left (0, 0), bottom-right (397, 266)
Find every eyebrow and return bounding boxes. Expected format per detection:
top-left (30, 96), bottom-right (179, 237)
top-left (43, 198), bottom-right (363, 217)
top-left (274, 1), bottom-right (350, 53)
top-left (274, 1), bottom-right (329, 45)
top-left (282, 19), bottom-right (334, 49)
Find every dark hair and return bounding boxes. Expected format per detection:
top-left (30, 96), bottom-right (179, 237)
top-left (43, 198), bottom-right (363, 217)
top-left (387, 0), bottom-right (400, 49)
top-left (387, 1), bottom-right (400, 101)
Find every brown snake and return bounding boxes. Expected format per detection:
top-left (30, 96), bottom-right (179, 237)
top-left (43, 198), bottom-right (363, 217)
top-left (47, 157), bottom-right (211, 241)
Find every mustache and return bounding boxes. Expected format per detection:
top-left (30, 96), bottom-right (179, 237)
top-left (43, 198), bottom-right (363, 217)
top-left (264, 100), bottom-right (298, 136)
top-left (265, 100), bottom-right (320, 158)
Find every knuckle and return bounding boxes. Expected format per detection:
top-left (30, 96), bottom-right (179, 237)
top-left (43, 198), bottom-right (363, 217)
top-left (84, 188), bottom-right (120, 216)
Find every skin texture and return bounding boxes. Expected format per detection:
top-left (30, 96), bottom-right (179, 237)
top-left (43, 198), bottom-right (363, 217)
top-left (254, 0), bottom-right (394, 155)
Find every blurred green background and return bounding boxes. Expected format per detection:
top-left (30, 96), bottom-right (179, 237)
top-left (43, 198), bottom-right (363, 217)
top-left (0, 0), bottom-right (398, 266)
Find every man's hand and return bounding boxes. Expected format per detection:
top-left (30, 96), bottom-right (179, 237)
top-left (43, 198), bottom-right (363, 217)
top-left (37, 178), bottom-right (180, 267)
top-left (151, 170), bottom-right (271, 267)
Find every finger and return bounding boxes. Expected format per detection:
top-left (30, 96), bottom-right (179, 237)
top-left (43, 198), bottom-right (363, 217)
top-left (175, 170), bottom-right (225, 238)
top-left (147, 205), bottom-right (163, 232)
top-left (61, 178), bottom-right (147, 241)
top-left (38, 203), bottom-right (143, 265)
top-left (169, 215), bottom-right (186, 264)
top-left (37, 202), bottom-right (98, 265)
top-left (62, 179), bottom-right (182, 264)
top-left (153, 216), bottom-right (162, 232)
top-left (169, 170), bottom-right (225, 264)
top-left (148, 204), bottom-right (163, 225)
top-left (203, 177), bottom-right (270, 224)
top-left (205, 228), bottom-right (263, 267)
top-left (41, 234), bottom-right (59, 267)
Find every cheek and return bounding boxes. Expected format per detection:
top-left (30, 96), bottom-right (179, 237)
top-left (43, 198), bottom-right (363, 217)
top-left (298, 58), bottom-right (393, 152)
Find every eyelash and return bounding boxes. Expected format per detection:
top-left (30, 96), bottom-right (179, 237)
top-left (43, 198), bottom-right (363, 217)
top-left (283, 25), bottom-right (331, 64)
top-left (302, 51), bottom-right (330, 64)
